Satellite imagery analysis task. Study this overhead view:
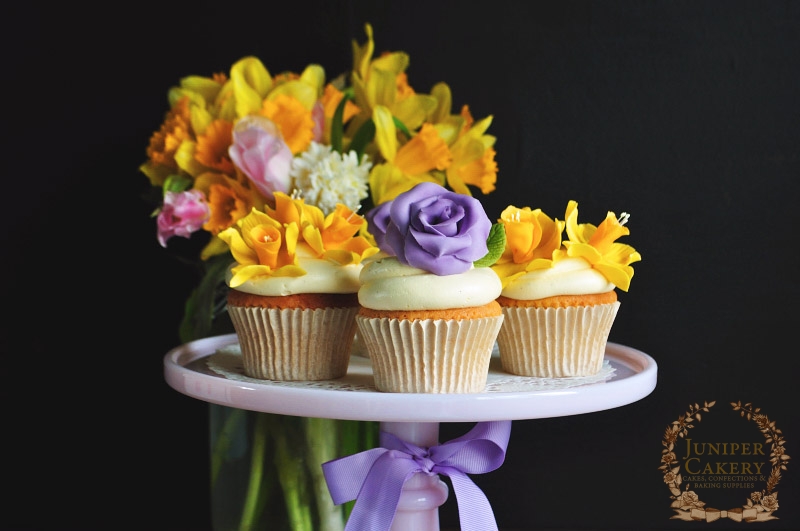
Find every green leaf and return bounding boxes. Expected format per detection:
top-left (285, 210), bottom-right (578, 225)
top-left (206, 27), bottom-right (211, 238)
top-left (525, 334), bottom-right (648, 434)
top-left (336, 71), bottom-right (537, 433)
top-left (392, 116), bottom-right (411, 138)
top-left (163, 174), bottom-right (193, 194)
top-left (330, 94), bottom-right (349, 154)
top-left (473, 223), bottom-right (506, 267)
top-left (348, 118), bottom-right (376, 158)
top-left (179, 252), bottom-right (235, 342)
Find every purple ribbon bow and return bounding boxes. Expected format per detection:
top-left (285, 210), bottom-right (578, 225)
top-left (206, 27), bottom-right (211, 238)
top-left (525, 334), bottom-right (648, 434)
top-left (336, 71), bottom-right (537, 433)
top-left (322, 420), bottom-right (512, 531)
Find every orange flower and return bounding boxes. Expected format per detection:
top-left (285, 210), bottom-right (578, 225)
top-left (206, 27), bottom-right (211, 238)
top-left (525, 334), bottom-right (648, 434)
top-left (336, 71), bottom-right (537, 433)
top-left (194, 119), bottom-right (234, 175)
top-left (260, 93), bottom-right (315, 154)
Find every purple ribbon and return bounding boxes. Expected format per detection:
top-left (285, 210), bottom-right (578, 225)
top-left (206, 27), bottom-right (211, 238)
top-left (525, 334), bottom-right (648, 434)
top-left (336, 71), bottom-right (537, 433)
top-left (322, 421), bottom-right (512, 531)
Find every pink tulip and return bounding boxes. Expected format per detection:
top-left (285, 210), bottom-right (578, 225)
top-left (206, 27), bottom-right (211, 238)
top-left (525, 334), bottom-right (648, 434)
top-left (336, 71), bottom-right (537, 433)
top-left (157, 189), bottom-right (210, 247)
top-left (228, 115), bottom-right (293, 200)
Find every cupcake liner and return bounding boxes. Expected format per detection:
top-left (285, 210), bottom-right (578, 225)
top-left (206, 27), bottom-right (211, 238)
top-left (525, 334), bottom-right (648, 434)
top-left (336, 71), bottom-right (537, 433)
top-left (355, 315), bottom-right (504, 393)
top-left (497, 302), bottom-right (620, 378)
top-left (228, 305), bottom-right (359, 381)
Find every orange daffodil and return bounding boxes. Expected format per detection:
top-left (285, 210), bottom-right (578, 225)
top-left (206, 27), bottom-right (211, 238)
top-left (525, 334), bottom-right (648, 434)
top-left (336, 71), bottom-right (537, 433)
top-left (492, 201), bottom-right (641, 291)
top-left (218, 193), bottom-right (378, 287)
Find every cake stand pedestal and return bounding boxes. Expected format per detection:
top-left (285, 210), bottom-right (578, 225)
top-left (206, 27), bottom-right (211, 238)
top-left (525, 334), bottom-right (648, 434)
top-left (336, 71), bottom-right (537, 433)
top-left (164, 334), bottom-right (657, 530)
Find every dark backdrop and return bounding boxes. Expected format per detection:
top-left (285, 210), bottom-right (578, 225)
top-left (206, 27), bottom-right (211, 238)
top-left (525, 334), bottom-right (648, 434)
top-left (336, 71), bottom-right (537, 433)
top-left (4, 1), bottom-right (798, 530)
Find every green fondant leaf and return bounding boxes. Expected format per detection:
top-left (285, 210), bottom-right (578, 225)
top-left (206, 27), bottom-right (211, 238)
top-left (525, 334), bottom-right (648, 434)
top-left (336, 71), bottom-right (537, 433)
top-left (473, 222), bottom-right (506, 267)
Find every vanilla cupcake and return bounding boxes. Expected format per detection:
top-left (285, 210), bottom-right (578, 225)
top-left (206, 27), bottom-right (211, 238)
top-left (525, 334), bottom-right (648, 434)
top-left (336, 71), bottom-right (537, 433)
top-left (491, 200), bottom-right (641, 377)
top-left (356, 182), bottom-right (504, 393)
top-left (218, 193), bottom-right (378, 381)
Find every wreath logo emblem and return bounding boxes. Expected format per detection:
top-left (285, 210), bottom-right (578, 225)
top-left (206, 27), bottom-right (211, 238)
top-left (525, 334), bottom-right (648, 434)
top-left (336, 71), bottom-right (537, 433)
top-left (659, 400), bottom-right (791, 522)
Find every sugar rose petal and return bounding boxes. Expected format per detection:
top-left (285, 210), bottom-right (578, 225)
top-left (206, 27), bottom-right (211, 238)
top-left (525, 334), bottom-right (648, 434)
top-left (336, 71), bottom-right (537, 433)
top-left (373, 181), bottom-right (491, 275)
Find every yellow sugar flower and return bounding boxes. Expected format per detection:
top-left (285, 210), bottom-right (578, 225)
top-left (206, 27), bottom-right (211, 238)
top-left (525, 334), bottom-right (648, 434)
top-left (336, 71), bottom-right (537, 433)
top-left (557, 200), bottom-right (642, 291)
top-left (219, 194), bottom-right (378, 286)
top-left (491, 206), bottom-right (564, 286)
top-left (218, 207), bottom-right (304, 287)
top-left (317, 204), bottom-right (379, 264)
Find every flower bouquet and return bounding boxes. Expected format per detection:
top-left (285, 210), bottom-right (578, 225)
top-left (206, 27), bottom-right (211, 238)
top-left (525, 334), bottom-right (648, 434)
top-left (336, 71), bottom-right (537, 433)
top-left (142, 23), bottom-right (499, 530)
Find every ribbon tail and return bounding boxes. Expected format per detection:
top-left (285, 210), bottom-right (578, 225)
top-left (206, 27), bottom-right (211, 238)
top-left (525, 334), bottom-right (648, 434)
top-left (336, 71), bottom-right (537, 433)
top-left (344, 452), bottom-right (420, 531)
top-left (447, 470), bottom-right (499, 531)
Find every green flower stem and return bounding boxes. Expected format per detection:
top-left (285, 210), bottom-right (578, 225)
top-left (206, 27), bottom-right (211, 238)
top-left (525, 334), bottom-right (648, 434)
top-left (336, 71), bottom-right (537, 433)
top-left (273, 417), bottom-right (313, 531)
top-left (210, 407), bottom-right (246, 487)
top-left (304, 418), bottom-right (346, 531)
top-left (239, 412), bottom-right (270, 530)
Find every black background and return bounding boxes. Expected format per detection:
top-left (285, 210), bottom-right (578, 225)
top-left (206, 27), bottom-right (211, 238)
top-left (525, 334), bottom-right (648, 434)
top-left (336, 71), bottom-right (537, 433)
top-left (3, 1), bottom-right (798, 530)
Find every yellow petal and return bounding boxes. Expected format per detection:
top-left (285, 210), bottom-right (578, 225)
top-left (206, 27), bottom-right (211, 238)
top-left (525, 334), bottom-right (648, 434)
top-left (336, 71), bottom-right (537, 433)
top-left (373, 105), bottom-right (397, 162)
top-left (393, 123), bottom-right (451, 175)
top-left (230, 56), bottom-right (273, 118)
top-left (428, 82), bottom-right (452, 124)
top-left (393, 94), bottom-right (438, 132)
top-left (352, 23), bottom-right (375, 82)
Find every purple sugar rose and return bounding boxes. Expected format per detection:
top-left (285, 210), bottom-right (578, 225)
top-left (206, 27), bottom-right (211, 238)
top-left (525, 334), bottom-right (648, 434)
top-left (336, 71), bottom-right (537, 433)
top-left (367, 182), bottom-right (491, 275)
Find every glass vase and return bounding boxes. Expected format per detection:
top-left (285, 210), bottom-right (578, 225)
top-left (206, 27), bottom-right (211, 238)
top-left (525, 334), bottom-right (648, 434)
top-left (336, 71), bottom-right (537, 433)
top-left (209, 404), bottom-right (379, 531)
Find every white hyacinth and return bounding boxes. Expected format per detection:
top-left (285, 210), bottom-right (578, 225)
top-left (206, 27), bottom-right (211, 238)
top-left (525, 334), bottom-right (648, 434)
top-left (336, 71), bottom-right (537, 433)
top-left (289, 141), bottom-right (372, 214)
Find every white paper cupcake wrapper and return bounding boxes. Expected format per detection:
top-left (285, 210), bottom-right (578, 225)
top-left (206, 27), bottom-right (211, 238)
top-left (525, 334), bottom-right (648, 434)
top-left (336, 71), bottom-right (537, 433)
top-left (355, 315), bottom-right (504, 393)
top-left (227, 305), bottom-right (358, 381)
top-left (497, 302), bottom-right (620, 378)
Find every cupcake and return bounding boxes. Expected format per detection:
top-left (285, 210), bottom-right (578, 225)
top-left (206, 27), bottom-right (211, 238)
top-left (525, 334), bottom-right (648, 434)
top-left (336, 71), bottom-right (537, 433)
top-left (356, 182), bottom-right (505, 393)
top-left (491, 200), bottom-right (641, 377)
top-left (217, 192), bottom-right (378, 381)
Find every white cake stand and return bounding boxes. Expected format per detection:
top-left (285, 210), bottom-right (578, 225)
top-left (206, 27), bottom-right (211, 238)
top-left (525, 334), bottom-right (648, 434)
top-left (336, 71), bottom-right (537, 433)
top-left (164, 334), bottom-right (657, 531)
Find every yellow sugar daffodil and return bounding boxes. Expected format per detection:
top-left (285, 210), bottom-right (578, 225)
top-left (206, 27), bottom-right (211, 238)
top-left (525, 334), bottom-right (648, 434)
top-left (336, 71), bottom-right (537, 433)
top-left (557, 200), bottom-right (642, 291)
top-left (303, 204), bottom-right (379, 265)
top-left (217, 207), bottom-right (305, 287)
top-left (369, 105), bottom-right (448, 204)
top-left (491, 206), bottom-right (564, 287)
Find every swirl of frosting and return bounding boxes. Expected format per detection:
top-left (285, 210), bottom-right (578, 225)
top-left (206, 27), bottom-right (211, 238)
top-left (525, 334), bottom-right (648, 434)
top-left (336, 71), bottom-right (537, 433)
top-left (500, 257), bottom-right (615, 300)
top-left (358, 255), bottom-right (502, 310)
top-left (229, 245), bottom-right (362, 296)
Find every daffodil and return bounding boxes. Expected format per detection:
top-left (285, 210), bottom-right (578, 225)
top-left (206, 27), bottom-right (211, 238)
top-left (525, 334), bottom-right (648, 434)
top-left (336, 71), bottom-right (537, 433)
top-left (443, 112), bottom-right (498, 196)
top-left (368, 105), bottom-right (448, 204)
top-left (491, 205), bottom-right (564, 286)
top-left (557, 200), bottom-right (642, 291)
top-left (349, 23), bottom-right (438, 137)
top-left (217, 206), bottom-right (304, 287)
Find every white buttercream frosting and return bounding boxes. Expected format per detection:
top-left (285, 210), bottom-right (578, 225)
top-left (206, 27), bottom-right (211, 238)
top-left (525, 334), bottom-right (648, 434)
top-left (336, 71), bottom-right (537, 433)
top-left (501, 257), bottom-right (615, 300)
top-left (229, 245), bottom-right (363, 296)
top-left (358, 254), bottom-right (502, 310)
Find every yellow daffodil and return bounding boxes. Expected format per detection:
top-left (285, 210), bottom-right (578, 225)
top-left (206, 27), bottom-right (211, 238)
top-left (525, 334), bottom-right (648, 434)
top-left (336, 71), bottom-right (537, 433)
top-left (491, 206), bottom-right (564, 286)
top-left (369, 105), bottom-right (448, 204)
top-left (557, 200), bottom-right (642, 291)
top-left (349, 23), bottom-right (438, 136)
top-left (444, 113), bottom-right (498, 196)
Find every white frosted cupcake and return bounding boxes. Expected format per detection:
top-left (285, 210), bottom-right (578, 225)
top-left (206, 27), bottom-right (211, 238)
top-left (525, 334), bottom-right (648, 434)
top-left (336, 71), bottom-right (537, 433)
top-left (491, 201), bottom-right (641, 377)
top-left (356, 182), bottom-right (504, 393)
top-left (218, 193), bottom-right (377, 381)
